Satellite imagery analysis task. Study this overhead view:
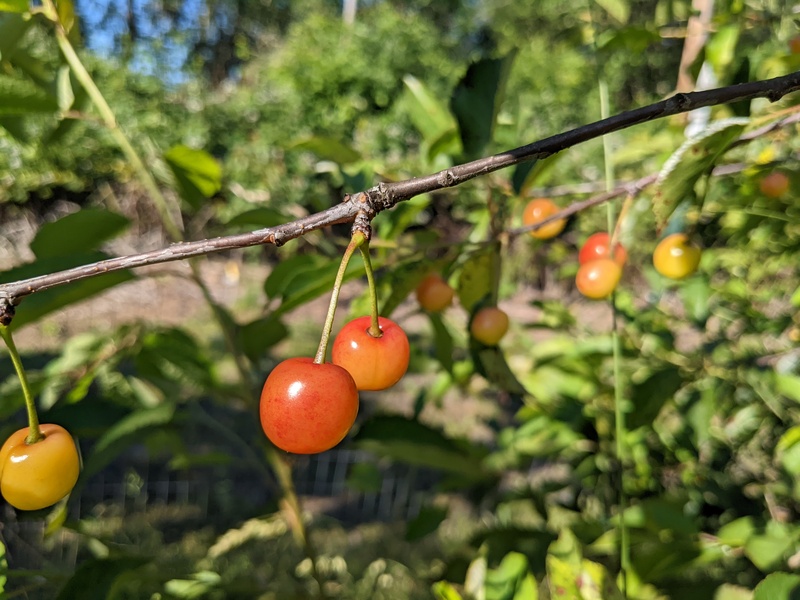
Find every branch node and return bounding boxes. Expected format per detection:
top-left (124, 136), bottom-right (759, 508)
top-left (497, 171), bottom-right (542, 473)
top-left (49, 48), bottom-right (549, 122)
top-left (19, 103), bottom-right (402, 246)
top-left (352, 210), bottom-right (373, 240)
top-left (0, 293), bottom-right (15, 326)
top-left (437, 169), bottom-right (457, 187)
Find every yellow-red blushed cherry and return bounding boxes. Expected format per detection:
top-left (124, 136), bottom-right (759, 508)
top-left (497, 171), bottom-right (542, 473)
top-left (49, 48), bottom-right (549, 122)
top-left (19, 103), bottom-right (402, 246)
top-left (416, 274), bottom-right (454, 312)
top-left (575, 258), bottom-right (622, 300)
top-left (332, 316), bottom-right (410, 391)
top-left (759, 172), bottom-right (790, 198)
top-left (522, 198), bottom-right (567, 240)
top-left (260, 357), bottom-right (359, 454)
top-left (653, 233), bottom-right (701, 279)
top-left (0, 424), bottom-right (80, 511)
top-left (470, 307), bottom-right (510, 346)
top-left (579, 232), bottom-right (628, 266)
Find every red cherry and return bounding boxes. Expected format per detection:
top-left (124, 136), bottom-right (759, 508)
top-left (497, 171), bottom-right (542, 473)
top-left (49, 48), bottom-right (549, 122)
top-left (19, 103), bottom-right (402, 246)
top-left (759, 172), bottom-right (790, 198)
top-left (575, 258), bottom-right (622, 299)
top-left (260, 357), bottom-right (359, 454)
top-left (578, 232), bottom-right (628, 266)
top-left (332, 316), bottom-right (410, 391)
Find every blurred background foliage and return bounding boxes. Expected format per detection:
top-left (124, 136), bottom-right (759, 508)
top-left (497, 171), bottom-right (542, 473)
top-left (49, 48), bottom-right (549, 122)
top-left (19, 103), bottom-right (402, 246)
top-left (1, 0), bottom-right (800, 598)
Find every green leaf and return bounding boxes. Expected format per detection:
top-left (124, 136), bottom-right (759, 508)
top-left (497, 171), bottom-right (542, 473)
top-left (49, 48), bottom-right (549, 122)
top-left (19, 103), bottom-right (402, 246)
top-left (744, 521), bottom-right (795, 571)
top-left (450, 52), bottom-right (517, 160)
top-left (776, 374), bottom-right (800, 404)
top-left (546, 555), bottom-right (581, 598)
top-left (164, 571), bottom-right (222, 599)
top-left (593, 0), bottom-right (629, 23)
top-left (0, 0), bottom-right (28, 13)
top-left (164, 145), bottom-right (222, 210)
top-left (225, 207), bottom-right (287, 229)
top-left (238, 316), bottom-right (288, 364)
top-left (777, 426), bottom-right (800, 475)
top-left (402, 74), bottom-right (458, 147)
top-left (717, 517), bottom-right (755, 548)
top-left (406, 505), bottom-right (448, 541)
top-left (714, 583), bottom-right (753, 600)
top-left (485, 552), bottom-right (535, 600)
top-left (429, 312), bottom-right (454, 373)
top-left (346, 462), bottom-right (382, 493)
top-left (0, 74), bottom-right (59, 115)
top-left (653, 118), bottom-right (748, 231)
top-left (291, 136), bottom-right (361, 165)
top-left (353, 415), bottom-right (490, 481)
top-left (0, 535), bottom-right (6, 592)
top-left (432, 581), bottom-right (464, 600)
top-left (0, 12), bottom-right (33, 59)
top-left (753, 573), bottom-right (800, 600)
top-left (679, 275), bottom-right (712, 325)
top-left (474, 346), bottom-right (528, 395)
top-left (56, 556), bottom-right (150, 600)
top-left (81, 404), bottom-right (176, 479)
top-left (706, 25), bottom-right (740, 76)
top-left (0, 253), bottom-right (134, 329)
top-left (267, 253), bottom-right (367, 317)
top-left (457, 243), bottom-right (500, 313)
top-left (30, 208), bottom-right (130, 259)
top-left (628, 366), bottom-right (683, 429)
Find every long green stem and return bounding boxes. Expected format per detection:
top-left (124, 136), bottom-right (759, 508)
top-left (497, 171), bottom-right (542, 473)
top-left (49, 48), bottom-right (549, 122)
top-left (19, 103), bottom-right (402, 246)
top-left (599, 76), bottom-right (630, 596)
top-left (47, 5), bottom-right (183, 243)
top-left (359, 242), bottom-right (381, 337)
top-left (315, 234), bottom-right (365, 364)
top-left (0, 326), bottom-right (42, 444)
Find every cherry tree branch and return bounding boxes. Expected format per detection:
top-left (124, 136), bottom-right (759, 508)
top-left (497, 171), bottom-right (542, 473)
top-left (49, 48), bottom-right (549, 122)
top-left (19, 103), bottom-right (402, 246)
top-left (1, 70), bottom-right (799, 324)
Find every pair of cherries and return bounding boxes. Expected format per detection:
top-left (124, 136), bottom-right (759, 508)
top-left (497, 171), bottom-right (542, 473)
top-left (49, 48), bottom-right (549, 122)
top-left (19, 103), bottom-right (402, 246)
top-left (260, 316), bottom-right (409, 455)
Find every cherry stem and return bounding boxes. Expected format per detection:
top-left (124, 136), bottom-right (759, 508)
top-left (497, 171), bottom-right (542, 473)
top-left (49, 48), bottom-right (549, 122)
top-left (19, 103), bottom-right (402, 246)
top-left (359, 242), bottom-right (382, 338)
top-left (314, 233), bottom-right (366, 364)
top-left (0, 326), bottom-right (43, 444)
top-left (609, 192), bottom-right (635, 250)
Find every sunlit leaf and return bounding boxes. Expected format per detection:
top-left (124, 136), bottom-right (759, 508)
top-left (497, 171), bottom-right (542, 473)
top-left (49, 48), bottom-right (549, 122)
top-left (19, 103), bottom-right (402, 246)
top-left (164, 145), bottom-right (222, 209)
top-left (653, 118), bottom-right (748, 231)
top-left (291, 136), bottom-right (361, 165)
top-left (753, 572), bottom-right (800, 600)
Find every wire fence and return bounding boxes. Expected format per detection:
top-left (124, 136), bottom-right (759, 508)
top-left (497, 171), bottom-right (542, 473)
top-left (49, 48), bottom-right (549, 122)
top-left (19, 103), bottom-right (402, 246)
top-left (1, 448), bottom-right (438, 579)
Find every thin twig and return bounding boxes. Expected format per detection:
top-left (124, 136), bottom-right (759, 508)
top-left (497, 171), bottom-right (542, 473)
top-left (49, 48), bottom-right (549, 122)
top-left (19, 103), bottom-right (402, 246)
top-left (1, 71), bottom-right (799, 324)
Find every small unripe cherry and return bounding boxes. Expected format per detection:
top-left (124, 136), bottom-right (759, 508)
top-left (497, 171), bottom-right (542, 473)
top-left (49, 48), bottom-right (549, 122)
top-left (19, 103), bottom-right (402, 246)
top-left (522, 198), bottom-right (567, 240)
top-left (759, 172), bottom-right (790, 198)
top-left (653, 233), bottom-right (701, 280)
top-left (416, 274), bottom-right (454, 312)
top-left (470, 307), bottom-right (510, 346)
top-left (575, 258), bottom-right (622, 299)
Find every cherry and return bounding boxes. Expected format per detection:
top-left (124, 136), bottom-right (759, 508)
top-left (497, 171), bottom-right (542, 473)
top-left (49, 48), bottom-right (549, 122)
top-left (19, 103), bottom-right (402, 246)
top-left (522, 198), bottom-right (566, 240)
top-left (332, 316), bottom-right (410, 391)
top-left (0, 424), bottom-right (80, 511)
top-left (470, 307), bottom-right (510, 346)
top-left (790, 35), bottom-right (800, 54)
top-left (759, 172), bottom-right (789, 198)
top-left (575, 258), bottom-right (622, 299)
top-left (260, 357), bottom-right (359, 454)
top-left (579, 232), bottom-right (628, 266)
top-left (416, 274), bottom-right (454, 312)
top-left (653, 233), bottom-right (701, 279)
